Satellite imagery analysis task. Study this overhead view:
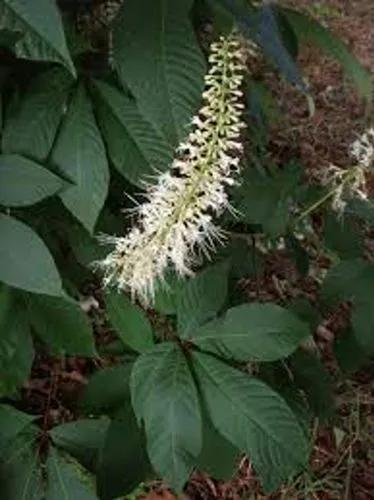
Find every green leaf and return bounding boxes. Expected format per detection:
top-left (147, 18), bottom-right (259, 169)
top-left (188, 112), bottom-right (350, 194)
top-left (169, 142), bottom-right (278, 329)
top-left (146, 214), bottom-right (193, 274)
top-left (0, 154), bottom-right (66, 207)
top-left (192, 351), bottom-right (309, 493)
top-left (153, 272), bottom-right (182, 315)
top-left (234, 165), bottom-right (301, 237)
top-left (0, 427), bottom-right (43, 500)
top-left (131, 343), bottom-right (202, 491)
top-left (323, 213), bottom-right (363, 259)
top-left (321, 259), bottom-right (374, 306)
top-left (197, 409), bottom-right (239, 481)
top-left (46, 448), bottom-right (98, 500)
top-left (290, 350), bottom-right (335, 422)
top-left (0, 0), bottom-right (75, 74)
top-left (65, 220), bottom-right (108, 268)
top-left (351, 301), bottom-right (374, 355)
top-left (191, 303), bottom-right (309, 362)
top-left (105, 291), bottom-right (154, 353)
top-left (0, 294), bottom-right (34, 396)
top-left (334, 328), bottom-right (369, 373)
top-left (0, 405), bottom-right (35, 451)
top-left (80, 364), bottom-right (132, 415)
top-left (347, 198), bottom-right (374, 226)
top-left (0, 214), bottom-right (63, 296)
top-left (92, 80), bottom-right (173, 187)
top-left (52, 84), bottom-right (109, 233)
top-left (177, 261), bottom-right (229, 338)
top-left (97, 406), bottom-right (150, 500)
top-left (28, 295), bottom-right (96, 356)
top-left (2, 68), bottom-right (73, 162)
top-left (113, 0), bottom-right (206, 145)
top-left (283, 8), bottom-right (372, 101)
top-left (288, 298), bottom-right (321, 331)
top-left (50, 418), bottom-right (110, 472)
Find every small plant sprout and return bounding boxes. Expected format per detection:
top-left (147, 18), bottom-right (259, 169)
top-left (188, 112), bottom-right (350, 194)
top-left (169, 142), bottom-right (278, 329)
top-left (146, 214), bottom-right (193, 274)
top-left (99, 34), bottom-right (246, 304)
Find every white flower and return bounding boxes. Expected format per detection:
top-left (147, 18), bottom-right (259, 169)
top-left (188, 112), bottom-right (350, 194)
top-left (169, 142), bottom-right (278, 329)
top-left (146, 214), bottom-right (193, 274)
top-left (321, 163), bottom-right (367, 215)
top-left (350, 127), bottom-right (374, 169)
top-left (99, 35), bottom-right (246, 304)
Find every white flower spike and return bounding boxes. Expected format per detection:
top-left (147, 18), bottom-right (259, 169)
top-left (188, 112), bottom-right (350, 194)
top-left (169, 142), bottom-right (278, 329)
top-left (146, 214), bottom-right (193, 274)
top-left (350, 127), bottom-right (374, 170)
top-left (99, 35), bottom-right (246, 304)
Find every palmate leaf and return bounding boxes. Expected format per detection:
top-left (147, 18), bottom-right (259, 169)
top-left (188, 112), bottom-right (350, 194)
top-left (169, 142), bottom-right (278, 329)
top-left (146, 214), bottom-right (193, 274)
top-left (131, 343), bottom-right (202, 491)
top-left (192, 352), bottom-right (309, 493)
top-left (0, 214), bottom-right (63, 296)
top-left (0, 154), bottom-right (66, 207)
top-left (52, 84), bottom-right (109, 233)
top-left (113, 0), bottom-right (206, 145)
top-left (92, 80), bottom-right (173, 187)
top-left (190, 303), bottom-right (309, 362)
top-left (2, 67), bottom-right (73, 162)
top-left (0, 0), bottom-right (75, 74)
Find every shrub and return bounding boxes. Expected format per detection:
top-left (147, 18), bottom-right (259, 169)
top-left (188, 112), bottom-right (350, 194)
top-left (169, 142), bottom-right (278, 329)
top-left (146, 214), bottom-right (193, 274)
top-left (0, 0), bottom-right (372, 497)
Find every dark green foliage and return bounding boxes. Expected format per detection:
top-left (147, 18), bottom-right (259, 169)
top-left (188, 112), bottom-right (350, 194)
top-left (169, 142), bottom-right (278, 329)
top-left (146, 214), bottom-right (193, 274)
top-left (0, 1), bottom-right (372, 498)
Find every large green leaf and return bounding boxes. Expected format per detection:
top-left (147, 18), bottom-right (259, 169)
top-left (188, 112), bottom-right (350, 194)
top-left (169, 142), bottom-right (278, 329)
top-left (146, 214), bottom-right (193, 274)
top-left (0, 427), bottom-right (43, 500)
top-left (197, 409), bottom-right (239, 481)
top-left (191, 303), bottom-right (309, 362)
top-left (131, 343), bottom-right (202, 491)
top-left (0, 405), bottom-right (35, 451)
top-left (283, 8), bottom-right (372, 101)
top-left (0, 0), bottom-right (75, 74)
top-left (80, 364), bottom-right (132, 415)
top-left (351, 301), bottom-right (374, 355)
top-left (51, 84), bottom-right (109, 233)
top-left (0, 154), bottom-right (66, 207)
top-left (334, 328), bottom-right (369, 373)
top-left (97, 406), bottom-right (150, 500)
top-left (28, 295), bottom-right (96, 356)
top-left (321, 259), bottom-right (374, 306)
top-left (323, 213), bottom-right (363, 259)
top-left (0, 292), bottom-right (34, 396)
top-left (105, 291), bottom-right (154, 353)
top-left (234, 165), bottom-right (301, 237)
top-left (192, 352), bottom-right (309, 493)
top-left (46, 448), bottom-right (98, 500)
top-left (177, 261), bottom-right (229, 338)
top-left (113, 0), bottom-right (206, 145)
top-left (92, 80), bottom-right (173, 187)
top-left (50, 418), bottom-right (110, 472)
top-left (2, 68), bottom-right (73, 162)
top-left (0, 214), bottom-right (63, 296)
top-left (290, 350), bottom-right (335, 422)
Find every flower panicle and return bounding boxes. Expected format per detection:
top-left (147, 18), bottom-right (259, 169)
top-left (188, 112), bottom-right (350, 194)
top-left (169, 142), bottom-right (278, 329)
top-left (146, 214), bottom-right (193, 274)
top-left (350, 127), bottom-right (374, 170)
top-left (99, 34), bottom-right (246, 304)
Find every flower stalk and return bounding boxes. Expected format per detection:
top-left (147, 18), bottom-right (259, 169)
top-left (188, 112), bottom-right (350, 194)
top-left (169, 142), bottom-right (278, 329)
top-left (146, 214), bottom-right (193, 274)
top-left (99, 35), bottom-right (246, 304)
